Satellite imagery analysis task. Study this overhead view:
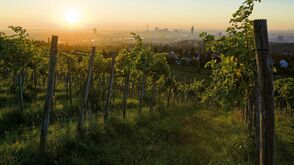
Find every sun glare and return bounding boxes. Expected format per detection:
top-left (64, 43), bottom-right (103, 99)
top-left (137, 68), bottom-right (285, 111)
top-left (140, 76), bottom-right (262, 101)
top-left (65, 9), bottom-right (80, 25)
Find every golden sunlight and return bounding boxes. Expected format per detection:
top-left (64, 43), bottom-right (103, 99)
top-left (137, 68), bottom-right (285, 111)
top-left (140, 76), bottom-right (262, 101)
top-left (64, 8), bottom-right (80, 25)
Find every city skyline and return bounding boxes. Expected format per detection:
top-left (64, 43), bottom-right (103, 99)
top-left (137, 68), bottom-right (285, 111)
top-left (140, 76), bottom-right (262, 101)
top-left (1, 0), bottom-right (294, 31)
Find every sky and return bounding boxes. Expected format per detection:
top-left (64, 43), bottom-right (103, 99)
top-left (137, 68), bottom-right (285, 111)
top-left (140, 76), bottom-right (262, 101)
top-left (0, 0), bottom-right (293, 31)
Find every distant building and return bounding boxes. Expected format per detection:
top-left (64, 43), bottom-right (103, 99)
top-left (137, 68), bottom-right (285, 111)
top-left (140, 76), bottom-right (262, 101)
top-left (173, 29), bottom-right (180, 33)
top-left (155, 27), bottom-right (159, 31)
top-left (217, 32), bottom-right (224, 36)
top-left (191, 26), bottom-right (194, 34)
top-left (159, 28), bottom-right (168, 32)
top-left (168, 51), bottom-right (178, 58)
top-left (277, 36), bottom-right (284, 41)
top-left (280, 60), bottom-right (289, 68)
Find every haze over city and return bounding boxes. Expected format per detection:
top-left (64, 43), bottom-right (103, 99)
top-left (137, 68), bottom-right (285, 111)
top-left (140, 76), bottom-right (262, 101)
top-left (1, 0), bottom-right (294, 31)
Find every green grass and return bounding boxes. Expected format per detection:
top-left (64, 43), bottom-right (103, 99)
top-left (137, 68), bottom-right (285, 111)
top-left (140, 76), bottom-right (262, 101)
top-left (0, 93), bottom-right (293, 164)
top-left (0, 103), bottom-right (254, 165)
top-left (275, 114), bottom-right (294, 164)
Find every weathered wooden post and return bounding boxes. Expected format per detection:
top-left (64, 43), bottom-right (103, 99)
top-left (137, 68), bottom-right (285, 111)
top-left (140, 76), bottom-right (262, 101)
top-left (167, 84), bottom-right (172, 106)
top-left (122, 66), bottom-right (130, 119)
top-left (104, 52), bottom-right (116, 122)
top-left (40, 35), bottom-right (58, 152)
top-left (149, 79), bottom-right (156, 112)
top-left (32, 70), bottom-right (38, 102)
top-left (18, 69), bottom-right (24, 112)
top-left (77, 47), bottom-right (96, 135)
top-left (138, 60), bottom-right (147, 113)
top-left (66, 58), bottom-right (73, 112)
top-left (253, 19), bottom-right (275, 165)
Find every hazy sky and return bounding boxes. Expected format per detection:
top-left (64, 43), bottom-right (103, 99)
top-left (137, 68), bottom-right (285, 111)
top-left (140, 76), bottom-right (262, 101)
top-left (0, 0), bottom-right (293, 31)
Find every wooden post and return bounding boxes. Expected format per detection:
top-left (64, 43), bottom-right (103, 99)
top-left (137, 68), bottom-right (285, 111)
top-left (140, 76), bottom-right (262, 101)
top-left (173, 89), bottom-right (176, 105)
top-left (52, 73), bottom-right (57, 109)
top-left (77, 47), bottom-right (96, 134)
top-left (253, 19), bottom-right (275, 165)
top-left (167, 85), bottom-right (172, 106)
top-left (249, 92), bottom-right (254, 136)
top-left (32, 70), bottom-right (38, 102)
top-left (66, 58), bottom-right (73, 112)
top-left (104, 52), bottom-right (116, 122)
top-left (122, 67), bottom-right (130, 119)
top-left (149, 79), bottom-right (156, 112)
top-left (40, 35), bottom-right (58, 152)
top-left (18, 70), bottom-right (24, 112)
top-left (65, 74), bottom-right (69, 99)
top-left (131, 80), bottom-right (135, 98)
top-left (139, 60), bottom-right (147, 113)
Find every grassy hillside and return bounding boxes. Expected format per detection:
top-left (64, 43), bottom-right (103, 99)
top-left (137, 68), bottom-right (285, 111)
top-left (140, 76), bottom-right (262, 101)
top-left (1, 103), bottom-right (254, 164)
top-left (0, 65), bottom-right (293, 164)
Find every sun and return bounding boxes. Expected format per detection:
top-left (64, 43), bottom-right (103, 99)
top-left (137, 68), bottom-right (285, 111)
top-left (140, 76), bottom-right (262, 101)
top-left (65, 9), bottom-right (80, 25)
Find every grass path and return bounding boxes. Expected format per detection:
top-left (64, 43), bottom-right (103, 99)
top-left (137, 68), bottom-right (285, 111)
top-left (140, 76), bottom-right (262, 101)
top-left (1, 104), bottom-right (293, 164)
top-left (1, 105), bottom-right (252, 164)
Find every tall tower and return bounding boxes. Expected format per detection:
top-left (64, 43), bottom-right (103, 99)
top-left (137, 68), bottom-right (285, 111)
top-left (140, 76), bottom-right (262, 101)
top-left (191, 25), bottom-right (194, 34)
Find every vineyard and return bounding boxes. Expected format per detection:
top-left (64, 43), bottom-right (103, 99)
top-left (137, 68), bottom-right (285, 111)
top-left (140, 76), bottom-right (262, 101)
top-left (1, 0), bottom-right (294, 164)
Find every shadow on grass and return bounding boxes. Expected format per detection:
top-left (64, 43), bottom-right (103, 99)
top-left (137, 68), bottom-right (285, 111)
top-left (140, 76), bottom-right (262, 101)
top-left (0, 104), bottom-right (254, 165)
